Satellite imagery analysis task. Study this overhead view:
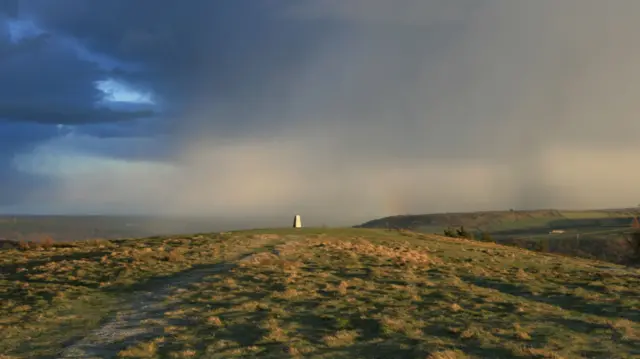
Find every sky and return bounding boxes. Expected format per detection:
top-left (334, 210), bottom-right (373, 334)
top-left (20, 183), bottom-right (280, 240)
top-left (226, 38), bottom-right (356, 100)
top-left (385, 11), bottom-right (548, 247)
top-left (2, 0), bottom-right (640, 227)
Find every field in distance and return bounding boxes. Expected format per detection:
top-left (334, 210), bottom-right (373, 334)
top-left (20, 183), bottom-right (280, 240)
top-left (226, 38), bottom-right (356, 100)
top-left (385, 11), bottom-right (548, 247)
top-left (1, 228), bottom-right (638, 358)
top-left (357, 208), bottom-right (640, 239)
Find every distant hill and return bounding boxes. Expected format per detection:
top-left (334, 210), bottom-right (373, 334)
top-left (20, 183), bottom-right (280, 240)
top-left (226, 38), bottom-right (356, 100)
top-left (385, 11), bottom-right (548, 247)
top-left (356, 208), bottom-right (640, 235)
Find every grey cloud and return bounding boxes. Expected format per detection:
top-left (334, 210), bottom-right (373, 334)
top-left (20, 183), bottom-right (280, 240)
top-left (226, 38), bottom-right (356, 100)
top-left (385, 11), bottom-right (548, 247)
top-left (0, 0), bottom-right (18, 18)
top-left (27, 0), bottom-right (337, 129)
top-left (7, 1), bottom-right (640, 223)
top-left (283, 0), bottom-right (484, 26)
top-left (0, 16), bottom-right (156, 125)
top-left (0, 105), bottom-right (155, 125)
top-left (0, 13), bottom-right (160, 208)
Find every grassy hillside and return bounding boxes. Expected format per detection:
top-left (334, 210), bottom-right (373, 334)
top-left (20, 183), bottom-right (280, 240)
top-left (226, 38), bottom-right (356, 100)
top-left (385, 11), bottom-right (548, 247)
top-left (357, 209), bottom-right (640, 264)
top-left (1, 228), bottom-right (639, 358)
top-left (357, 209), bottom-right (640, 235)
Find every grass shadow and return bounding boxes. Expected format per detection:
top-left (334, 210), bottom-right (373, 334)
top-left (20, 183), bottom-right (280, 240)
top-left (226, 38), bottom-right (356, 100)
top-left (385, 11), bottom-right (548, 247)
top-left (103, 262), bottom-right (235, 293)
top-left (460, 275), bottom-right (640, 323)
top-left (0, 250), bottom-right (111, 274)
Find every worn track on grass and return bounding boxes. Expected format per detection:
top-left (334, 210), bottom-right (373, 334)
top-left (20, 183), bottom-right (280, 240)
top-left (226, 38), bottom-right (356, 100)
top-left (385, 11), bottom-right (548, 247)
top-left (57, 246), bottom-right (280, 359)
top-left (57, 263), bottom-right (235, 358)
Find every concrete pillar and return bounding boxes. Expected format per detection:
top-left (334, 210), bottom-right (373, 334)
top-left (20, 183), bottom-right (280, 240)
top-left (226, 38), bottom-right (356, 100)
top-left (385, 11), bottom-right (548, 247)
top-left (293, 215), bottom-right (302, 228)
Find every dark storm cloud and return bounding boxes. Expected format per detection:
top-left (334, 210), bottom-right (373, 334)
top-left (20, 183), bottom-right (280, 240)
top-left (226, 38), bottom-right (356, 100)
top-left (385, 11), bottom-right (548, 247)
top-left (0, 105), bottom-right (155, 125)
top-left (77, 117), bottom-right (169, 139)
top-left (5, 0), bottom-right (640, 223)
top-left (0, 0), bottom-right (18, 18)
top-left (26, 0), bottom-right (339, 135)
top-left (0, 19), bottom-right (155, 125)
top-left (0, 10), bottom-right (159, 207)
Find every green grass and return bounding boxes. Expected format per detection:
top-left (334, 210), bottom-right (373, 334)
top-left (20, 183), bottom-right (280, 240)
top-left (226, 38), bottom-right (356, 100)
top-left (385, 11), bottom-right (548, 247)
top-left (360, 209), bottom-right (640, 233)
top-left (1, 229), bottom-right (639, 358)
top-left (485, 217), bottom-right (558, 231)
top-left (559, 211), bottom-right (613, 219)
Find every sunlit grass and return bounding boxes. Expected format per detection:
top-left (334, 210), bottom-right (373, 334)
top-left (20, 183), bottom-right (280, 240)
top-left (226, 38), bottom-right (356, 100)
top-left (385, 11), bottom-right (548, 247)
top-left (1, 228), bottom-right (639, 358)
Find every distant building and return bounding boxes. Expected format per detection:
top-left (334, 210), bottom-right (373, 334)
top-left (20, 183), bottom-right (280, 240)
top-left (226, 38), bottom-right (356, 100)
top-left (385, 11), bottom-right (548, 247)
top-left (549, 229), bottom-right (565, 234)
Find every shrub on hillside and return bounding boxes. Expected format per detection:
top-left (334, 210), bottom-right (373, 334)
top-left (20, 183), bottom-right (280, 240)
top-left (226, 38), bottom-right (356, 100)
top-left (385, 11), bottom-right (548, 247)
top-left (533, 238), bottom-right (550, 253)
top-left (625, 231), bottom-right (640, 264)
top-left (18, 240), bottom-right (32, 250)
top-left (456, 226), bottom-right (471, 239)
top-left (443, 226), bottom-right (476, 240)
top-left (480, 232), bottom-right (494, 243)
top-left (42, 236), bottom-right (54, 249)
top-left (443, 227), bottom-right (457, 237)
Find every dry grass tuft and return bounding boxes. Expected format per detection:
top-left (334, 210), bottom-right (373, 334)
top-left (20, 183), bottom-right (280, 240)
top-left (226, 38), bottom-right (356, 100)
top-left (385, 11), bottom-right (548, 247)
top-left (206, 316), bottom-right (223, 327)
top-left (118, 341), bottom-right (158, 358)
top-left (608, 319), bottom-right (638, 341)
top-left (239, 252), bottom-right (280, 265)
top-left (260, 318), bottom-right (288, 342)
top-left (322, 330), bottom-right (359, 347)
top-left (169, 349), bottom-right (198, 358)
top-left (517, 347), bottom-right (566, 359)
top-left (337, 280), bottom-right (349, 295)
top-left (166, 248), bottom-right (185, 262)
top-left (273, 288), bottom-right (302, 300)
top-left (308, 237), bottom-right (439, 266)
top-left (379, 315), bottom-right (409, 335)
top-left (41, 237), bottom-right (55, 249)
top-left (513, 323), bottom-right (531, 340)
top-left (250, 234), bottom-right (281, 241)
top-left (222, 277), bottom-right (237, 289)
top-left (458, 324), bottom-right (486, 340)
top-left (515, 268), bottom-right (529, 279)
top-left (426, 349), bottom-right (470, 359)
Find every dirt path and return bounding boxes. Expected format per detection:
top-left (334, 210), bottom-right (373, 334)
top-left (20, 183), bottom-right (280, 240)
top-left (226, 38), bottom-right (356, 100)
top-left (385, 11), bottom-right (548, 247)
top-left (57, 235), bottom-right (287, 358)
top-left (58, 263), bottom-right (235, 359)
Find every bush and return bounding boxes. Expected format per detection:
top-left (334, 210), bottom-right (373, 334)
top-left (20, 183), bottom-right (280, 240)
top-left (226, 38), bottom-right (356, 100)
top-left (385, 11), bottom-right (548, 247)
top-left (443, 227), bottom-right (457, 237)
top-left (480, 232), bottom-right (494, 242)
top-left (42, 236), bottom-right (54, 249)
top-left (456, 226), bottom-right (470, 238)
top-left (534, 238), bottom-right (550, 253)
top-left (443, 226), bottom-right (475, 240)
top-left (18, 240), bottom-right (30, 250)
top-left (625, 231), bottom-right (640, 264)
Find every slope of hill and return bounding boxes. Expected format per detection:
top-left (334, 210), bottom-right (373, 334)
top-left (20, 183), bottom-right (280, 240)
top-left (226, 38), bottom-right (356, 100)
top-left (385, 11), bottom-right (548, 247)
top-left (357, 209), bottom-right (640, 240)
top-left (1, 228), bottom-right (639, 358)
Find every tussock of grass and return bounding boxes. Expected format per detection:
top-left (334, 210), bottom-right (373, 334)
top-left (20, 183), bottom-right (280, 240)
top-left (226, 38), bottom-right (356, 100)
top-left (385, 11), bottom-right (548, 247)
top-left (206, 315), bottom-right (224, 327)
top-left (426, 349), bottom-right (471, 359)
top-left (323, 330), bottom-right (359, 347)
top-left (117, 341), bottom-right (158, 358)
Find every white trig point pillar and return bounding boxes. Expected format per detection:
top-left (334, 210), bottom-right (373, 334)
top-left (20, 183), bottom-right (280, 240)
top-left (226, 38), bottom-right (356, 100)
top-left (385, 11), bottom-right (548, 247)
top-left (293, 214), bottom-right (302, 228)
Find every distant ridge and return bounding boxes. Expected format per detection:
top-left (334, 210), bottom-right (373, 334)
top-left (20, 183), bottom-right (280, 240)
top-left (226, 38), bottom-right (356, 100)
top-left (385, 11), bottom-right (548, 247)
top-left (356, 208), bottom-right (640, 232)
